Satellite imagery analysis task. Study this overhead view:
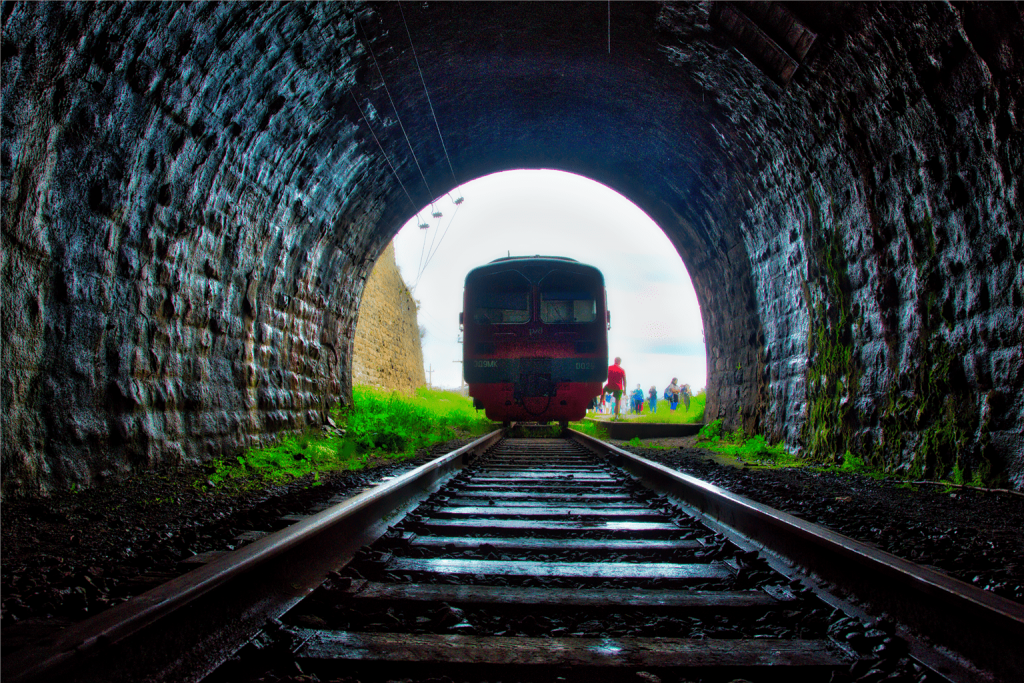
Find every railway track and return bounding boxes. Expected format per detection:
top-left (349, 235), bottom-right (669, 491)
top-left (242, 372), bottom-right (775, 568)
top-left (6, 431), bottom-right (1023, 683)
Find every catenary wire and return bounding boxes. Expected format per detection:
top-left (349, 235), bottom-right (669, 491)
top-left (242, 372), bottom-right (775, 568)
top-left (415, 205), bottom-right (457, 287)
top-left (416, 222), bottom-right (430, 283)
top-left (421, 208), bottom-right (444, 273)
top-left (346, 86), bottom-right (418, 214)
top-left (416, 200), bottom-right (463, 287)
top-left (356, 16), bottom-right (436, 205)
top-left (398, 1), bottom-right (463, 197)
top-left (356, 5), bottom-right (465, 287)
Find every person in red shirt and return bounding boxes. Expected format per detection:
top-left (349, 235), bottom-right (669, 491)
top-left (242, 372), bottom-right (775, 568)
top-left (605, 357), bottom-right (626, 420)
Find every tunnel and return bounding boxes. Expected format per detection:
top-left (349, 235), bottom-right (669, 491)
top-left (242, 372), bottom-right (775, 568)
top-left (2, 1), bottom-right (1022, 497)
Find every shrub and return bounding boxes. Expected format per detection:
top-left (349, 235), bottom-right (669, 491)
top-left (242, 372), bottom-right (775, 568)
top-left (698, 419), bottom-right (723, 441)
top-left (840, 450), bottom-right (869, 474)
top-left (693, 420), bottom-right (794, 465)
top-left (726, 425), bottom-right (746, 444)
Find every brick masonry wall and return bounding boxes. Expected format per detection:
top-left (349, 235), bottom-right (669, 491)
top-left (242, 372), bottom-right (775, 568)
top-left (352, 244), bottom-right (427, 393)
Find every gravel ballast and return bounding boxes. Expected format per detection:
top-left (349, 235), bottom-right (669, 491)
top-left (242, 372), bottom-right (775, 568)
top-left (3, 437), bottom-right (1021, 646)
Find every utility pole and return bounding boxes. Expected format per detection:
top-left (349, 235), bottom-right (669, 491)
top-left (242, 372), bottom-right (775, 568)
top-left (427, 364), bottom-right (434, 389)
top-left (453, 360), bottom-right (465, 394)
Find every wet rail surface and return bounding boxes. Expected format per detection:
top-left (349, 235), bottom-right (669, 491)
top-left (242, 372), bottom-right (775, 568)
top-left (7, 432), bottom-right (1023, 683)
top-left (200, 436), bottom-right (966, 683)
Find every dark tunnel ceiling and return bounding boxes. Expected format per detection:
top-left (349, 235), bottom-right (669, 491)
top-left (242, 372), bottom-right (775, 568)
top-left (1, 1), bottom-right (1022, 495)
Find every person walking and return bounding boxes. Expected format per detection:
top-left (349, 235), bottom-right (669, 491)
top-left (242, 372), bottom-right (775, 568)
top-left (665, 377), bottom-right (680, 411)
top-left (630, 384), bottom-right (644, 414)
top-left (605, 357), bottom-right (626, 420)
top-left (648, 385), bottom-right (658, 414)
top-left (680, 383), bottom-right (691, 411)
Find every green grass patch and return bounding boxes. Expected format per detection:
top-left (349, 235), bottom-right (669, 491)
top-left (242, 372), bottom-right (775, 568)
top-left (693, 419), bottom-right (798, 467)
top-left (635, 392), bottom-right (705, 424)
top-left (346, 385), bottom-right (493, 454)
top-left (810, 449), bottom-right (891, 481)
top-left (201, 430), bottom-right (365, 492)
top-left (592, 390), bottom-right (706, 424)
top-left (196, 386), bottom-right (493, 492)
top-left (625, 436), bottom-right (673, 450)
top-left (839, 450), bottom-right (871, 475)
top-left (568, 419), bottom-right (604, 437)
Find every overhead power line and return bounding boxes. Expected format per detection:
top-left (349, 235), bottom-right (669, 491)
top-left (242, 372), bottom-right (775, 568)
top-left (356, 16), bottom-right (435, 221)
top-left (398, 1), bottom-right (463, 198)
top-left (346, 86), bottom-right (418, 214)
top-left (415, 199), bottom-right (463, 288)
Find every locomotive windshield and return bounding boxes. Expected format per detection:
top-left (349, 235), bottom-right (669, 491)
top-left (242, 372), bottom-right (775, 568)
top-left (539, 270), bottom-right (598, 323)
top-left (471, 271), bottom-right (531, 324)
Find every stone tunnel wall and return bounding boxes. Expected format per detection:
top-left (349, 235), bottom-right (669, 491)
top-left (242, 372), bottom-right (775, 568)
top-left (1, 2), bottom-right (1022, 496)
top-left (351, 243), bottom-right (426, 394)
top-left (1, 3), bottom-right (393, 496)
top-left (734, 2), bottom-right (1024, 483)
top-left (654, 2), bottom-right (1022, 485)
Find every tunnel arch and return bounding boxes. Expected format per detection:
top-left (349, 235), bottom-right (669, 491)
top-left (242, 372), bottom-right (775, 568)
top-left (2, 2), bottom-right (1022, 496)
top-left (388, 168), bottom-right (710, 394)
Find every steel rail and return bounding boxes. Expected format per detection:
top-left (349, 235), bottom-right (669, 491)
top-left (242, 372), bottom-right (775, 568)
top-left (285, 435), bottom-right (846, 679)
top-left (3, 429), bottom-right (504, 683)
top-left (569, 429), bottom-right (1024, 683)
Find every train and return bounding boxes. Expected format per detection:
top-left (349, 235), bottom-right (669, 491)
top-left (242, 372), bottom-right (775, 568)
top-left (460, 256), bottom-right (609, 427)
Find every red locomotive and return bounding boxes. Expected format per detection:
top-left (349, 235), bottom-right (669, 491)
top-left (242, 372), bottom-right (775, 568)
top-left (460, 256), bottom-right (609, 427)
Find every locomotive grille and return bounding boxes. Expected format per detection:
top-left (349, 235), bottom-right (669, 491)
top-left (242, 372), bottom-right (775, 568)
top-left (517, 372), bottom-right (557, 398)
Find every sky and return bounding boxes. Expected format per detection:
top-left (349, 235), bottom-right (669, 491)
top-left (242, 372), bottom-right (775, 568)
top-left (390, 169), bottom-right (706, 394)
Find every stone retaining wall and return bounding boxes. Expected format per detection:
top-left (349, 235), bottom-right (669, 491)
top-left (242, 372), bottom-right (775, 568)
top-left (352, 244), bottom-right (426, 393)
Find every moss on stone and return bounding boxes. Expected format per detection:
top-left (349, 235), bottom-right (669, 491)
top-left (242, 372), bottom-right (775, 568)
top-left (875, 205), bottom-right (994, 482)
top-left (800, 192), bottom-right (861, 466)
top-left (876, 336), bottom-right (992, 483)
top-left (799, 196), bottom-right (995, 484)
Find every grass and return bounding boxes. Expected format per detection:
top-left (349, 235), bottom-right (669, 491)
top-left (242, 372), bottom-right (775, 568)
top-left (347, 385), bottom-right (493, 453)
top-left (625, 436), bottom-right (673, 450)
top-left (693, 419), bottom-right (799, 467)
top-left (567, 419), bottom-right (607, 437)
top-left (635, 392), bottom-right (705, 424)
top-left (837, 449), bottom-right (875, 476)
top-left (625, 407), bottom-right (995, 490)
top-left (591, 390), bottom-right (706, 424)
top-left (195, 386), bottom-right (493, 492)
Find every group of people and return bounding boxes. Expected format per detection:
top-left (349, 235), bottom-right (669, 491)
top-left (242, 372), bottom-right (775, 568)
top-left (595, 357), bottom-right (691, 420)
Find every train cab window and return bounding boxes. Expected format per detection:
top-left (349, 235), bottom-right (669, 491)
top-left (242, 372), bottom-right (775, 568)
top-left (470, 271), bottom-right (531, 324)
top-left (539, 271), bottom-right (598, 324)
